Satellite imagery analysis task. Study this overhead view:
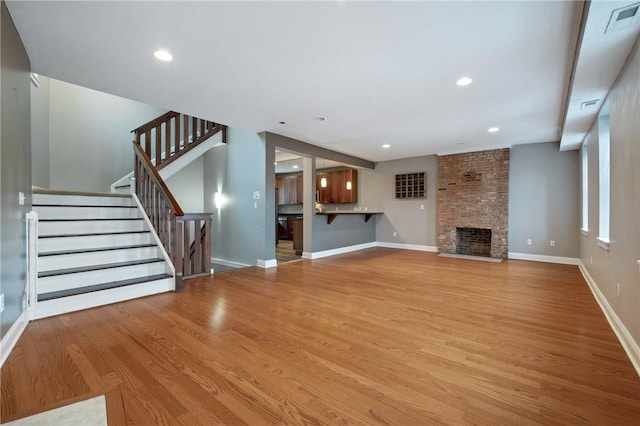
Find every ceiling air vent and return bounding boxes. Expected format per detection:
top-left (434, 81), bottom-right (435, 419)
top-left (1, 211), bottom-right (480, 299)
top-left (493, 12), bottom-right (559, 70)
top-left (605, 3), bottom-right (640, 34)
top-left (580, 99), bottom-right (600, 110)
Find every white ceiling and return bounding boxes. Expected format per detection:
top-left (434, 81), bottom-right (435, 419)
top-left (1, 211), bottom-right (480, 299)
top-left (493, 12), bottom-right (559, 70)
top-left (6, 0), bottom-right (624, 162)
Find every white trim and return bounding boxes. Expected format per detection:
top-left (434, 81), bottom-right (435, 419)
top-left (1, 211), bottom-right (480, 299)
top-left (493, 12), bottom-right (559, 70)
top-left (26, 211), bottom-right (38, 311)
top-left (596, 237), bottom-right (611, 251)
top-left (110, 171), bottom-right (134, 193)
top-left (306, 242), bottom-right (376, 259)
top-left (578, 261), bottom-right (640, 378)
top-left (508, 252), bottom-right (580, 265)
top-left (581, 228), bottom-right (589, 237)
top-left (130, 194), bottom-right (176, 288)
top-left (257, 259), bottom-right (277, 268)
top-left (0, 311), bottom-right (29, 367)
top-left (376, 242), bottom-right (438, 252)
top-left (211, 258), bottom-right (252, 269)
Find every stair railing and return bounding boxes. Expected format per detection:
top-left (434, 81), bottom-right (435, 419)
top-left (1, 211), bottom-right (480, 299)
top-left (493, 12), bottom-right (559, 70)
top-left (133, 142), bottom-right (212, 289)
top-left (132, 111), bottom-right (227, 171)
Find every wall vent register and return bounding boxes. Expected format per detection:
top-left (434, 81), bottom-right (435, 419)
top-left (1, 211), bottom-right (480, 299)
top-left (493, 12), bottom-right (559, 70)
top-left (395, 172), bottom-right (426, 199)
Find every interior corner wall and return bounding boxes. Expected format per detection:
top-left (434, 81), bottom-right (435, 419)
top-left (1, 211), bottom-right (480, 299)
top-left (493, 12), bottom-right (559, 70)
top-left (165, 156), bottom-right (204, 212)
top-left (203, 128), bottom-right (268, 266)
top-left (359, 155), bottom-right (438, 248)
top-left (581, 39), bottom-right (640, 352)
top-left (508, 142), bottom-right (580, 258)
top-left (1, 1), bottom-right (31, 339)
top-left (30, 74), bottom-right (49, 188)
top-left (47, 79), bottom-right (166, 192)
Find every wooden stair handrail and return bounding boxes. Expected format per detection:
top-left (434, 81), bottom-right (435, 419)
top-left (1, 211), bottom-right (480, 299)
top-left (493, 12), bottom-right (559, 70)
top-left (132, 110), bottom-right (226, 173)
top-left (133, 143), bottom-right (184, 216)
top-left (132, 111), bottom-right (180, 135)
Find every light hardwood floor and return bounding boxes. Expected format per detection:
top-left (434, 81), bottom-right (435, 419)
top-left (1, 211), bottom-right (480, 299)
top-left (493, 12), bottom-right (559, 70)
top-left (2, 249), bottom-right (640, 424)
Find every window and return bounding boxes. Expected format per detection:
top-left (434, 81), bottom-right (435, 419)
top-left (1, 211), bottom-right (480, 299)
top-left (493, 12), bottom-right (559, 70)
top-left (581, 142), bottom-right (588, 232)
top-left (598, 114), bottom-right (610, 246)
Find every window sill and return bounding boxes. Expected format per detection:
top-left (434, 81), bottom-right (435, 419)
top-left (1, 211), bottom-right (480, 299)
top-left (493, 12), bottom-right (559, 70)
top-left (596, 237), bottom-right (611, 251)
top-left (580, 228), bottom-right (589, 237)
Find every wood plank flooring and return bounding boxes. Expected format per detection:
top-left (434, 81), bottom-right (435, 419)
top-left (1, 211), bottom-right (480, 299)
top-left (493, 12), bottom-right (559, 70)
top-left (2, 249), bottom-right (640, 424)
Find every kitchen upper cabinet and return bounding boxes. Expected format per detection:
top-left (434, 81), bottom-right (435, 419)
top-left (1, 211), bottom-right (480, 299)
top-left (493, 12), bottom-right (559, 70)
top-left (276, 173), bottom-right (303, 205)
top-left (316, 168), bottom-right (357, 204)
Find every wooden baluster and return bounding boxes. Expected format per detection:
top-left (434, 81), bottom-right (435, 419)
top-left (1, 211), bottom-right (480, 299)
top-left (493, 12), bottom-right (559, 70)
top-left (200, 118), bottom-right (205, 139)
top-left (173, 216), bottom-right (183, 290)
top-left (192, 116), bottom-right (197, 142)
top-left (204, 218), bottom-right (211, 274)
top-left (175, 114), bottom-right (181, 153)
top-left (183, 219), bottom-right (191, 277)
top-left (155, 125), bottom-right (162, 167)
top-left (193, 219), bottom-right (202, 274)
top-left (183, 114), bottom-right (189, 150)
top-left (165, 119), bottom-right (171, 162)
top-left (144, 130), bottom-right (151, 157)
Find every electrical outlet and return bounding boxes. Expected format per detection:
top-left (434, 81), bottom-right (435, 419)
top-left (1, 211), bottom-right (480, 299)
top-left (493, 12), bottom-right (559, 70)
top-left (526, 239), bottom-right (532, 246)
top-left (420, 204), bottom-right (424, 210)
top-left (253, 191), bottom-right (261, 200)
top-left (393, 231), bottom-right (397, 237)
top-left (18, 192), bottom-right (25, 205)
top-left (0, 293), bottom-right (4, 313)
top-left (550, 240), bottom-right (556, 247)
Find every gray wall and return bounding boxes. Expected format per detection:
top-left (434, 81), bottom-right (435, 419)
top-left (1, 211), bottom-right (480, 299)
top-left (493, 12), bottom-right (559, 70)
top-left (30, 74), bottom-right (49, 188)
top-left (312, 215), bottom-right (375, 252)
top-left (1, 1), bottom-right (31, 339)
top-left (509, 142), bottom-right (580, 257)
top-left (203, 128), bottom-right (268, 266)
top-left (581, 39), bottom-right (640, 350)
top-left (46, 78), bottom-right (165, 192)
top-left (360, 155), bottom-right (438, 247)
top-left (166, 156), bottom-right (204, 212)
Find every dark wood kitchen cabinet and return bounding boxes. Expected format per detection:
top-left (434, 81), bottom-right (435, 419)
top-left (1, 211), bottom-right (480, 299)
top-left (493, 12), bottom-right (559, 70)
top-left (316, 168), bottom-right (357, 204)
top-left (276, 173), bottom-right (303, 205)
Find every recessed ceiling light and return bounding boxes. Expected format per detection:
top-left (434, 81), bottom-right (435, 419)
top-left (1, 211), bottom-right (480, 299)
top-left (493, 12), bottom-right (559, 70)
top-left (315, 116), bottom-right (327, 122)
top-left (292, 165), bottom-right (299, 169)
top-left (456, 77), bottom-right (472, 86)
top-left (382, 144), bottom-right (391, 149)
top-left (153, 50), bottom-right (173, 61)
top-left (278, 121), bottom-right (286, 125)
top-left (488, 127), bottom-right (500, 133)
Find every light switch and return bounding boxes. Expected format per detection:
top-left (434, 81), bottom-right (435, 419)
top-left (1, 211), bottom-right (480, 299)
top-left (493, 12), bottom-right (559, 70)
top-left (19, 192), bottom-right (25, 205)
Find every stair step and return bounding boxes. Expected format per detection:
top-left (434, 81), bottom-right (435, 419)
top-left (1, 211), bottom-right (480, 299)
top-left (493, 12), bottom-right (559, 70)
top-left (33, 192), bottom-right (133, 207)
top-left (38, 245), bottom-right (161, 272)
top-left (38, 260), bottom-right (167, 294)
top-left (39, 258), bottom-right (164, 278)
top-left (35, 205), bottom-right (139, 220)
top-left (39, 243), bottom-right (157, 257)
top-left (39, 232), bottom-right (153, 255)
top-left (38, 218), bottom-right (146, 236)
top-left (38, 274), bottom-right (172, 302)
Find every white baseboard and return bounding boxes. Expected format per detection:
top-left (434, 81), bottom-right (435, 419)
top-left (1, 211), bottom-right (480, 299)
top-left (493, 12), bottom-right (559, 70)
top-left (305, 242), bottom-right (376, 260)
top-left (257, 259), bottom-right (277, 268)
top-left (211, 258), bottom-right (252, 269)
top-left (578, 261), bottom-right (640, 378)
top-left (508, 252), bottom-right (580, 265)
top-left (0, 311), bottom-right (29, 367)
top-left (376, 242), bottom-right (438, 252)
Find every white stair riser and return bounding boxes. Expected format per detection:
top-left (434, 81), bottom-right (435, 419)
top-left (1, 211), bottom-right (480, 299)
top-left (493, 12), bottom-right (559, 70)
top-left (38, 262), bottom-right (167, 294)
top-left (31, 278), bottom-right (174, 320)
top-left (39, 219), bottom-right (146, 236)
top-left (33, 193), bottom-right (133, 207)
top-left (35, 206), bottom-right (138, 220)
top-left (39, 233), bottom-right (152, 253)
top-left (38, 246), bottom-right (161, 272)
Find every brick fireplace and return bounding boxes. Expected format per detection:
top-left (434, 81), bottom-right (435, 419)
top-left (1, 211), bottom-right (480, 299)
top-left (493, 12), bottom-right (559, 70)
top-left (437, 149), bottom-right (509, 259)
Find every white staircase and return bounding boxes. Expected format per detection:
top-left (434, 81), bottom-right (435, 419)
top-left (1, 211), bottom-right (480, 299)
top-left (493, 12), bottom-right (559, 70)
top-left (31, 189), bottom-right (174, 319)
